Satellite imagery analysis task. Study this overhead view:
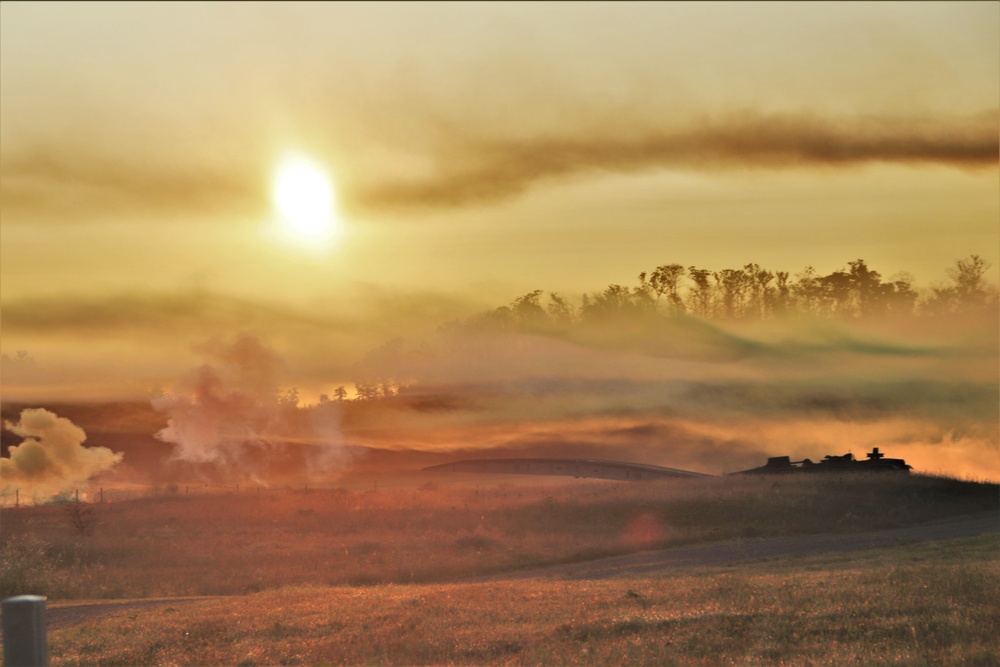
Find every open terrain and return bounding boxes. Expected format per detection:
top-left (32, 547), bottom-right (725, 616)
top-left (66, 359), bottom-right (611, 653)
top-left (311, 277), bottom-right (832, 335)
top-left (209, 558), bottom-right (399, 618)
top-left (1, 472), bottom-right (997, 665)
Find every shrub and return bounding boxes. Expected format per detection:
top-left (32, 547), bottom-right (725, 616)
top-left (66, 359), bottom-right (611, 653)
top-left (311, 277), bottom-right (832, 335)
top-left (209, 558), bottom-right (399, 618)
top-left (0, 535), bottom-right (56, 598)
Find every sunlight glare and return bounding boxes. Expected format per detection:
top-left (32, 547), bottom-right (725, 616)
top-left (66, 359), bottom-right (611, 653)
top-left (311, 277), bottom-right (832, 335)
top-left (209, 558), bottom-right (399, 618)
top-left (272, 154), bottom-right (339, 242)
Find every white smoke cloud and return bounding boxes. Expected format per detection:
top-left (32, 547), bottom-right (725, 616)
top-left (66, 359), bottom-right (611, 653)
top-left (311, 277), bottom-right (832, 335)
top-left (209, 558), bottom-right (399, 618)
top-left (1, 408), bottom-right (123, 500)
top-left (152, 335), bottom-right (288, 464)
top-left (152, 334), bottom-right (352, 478)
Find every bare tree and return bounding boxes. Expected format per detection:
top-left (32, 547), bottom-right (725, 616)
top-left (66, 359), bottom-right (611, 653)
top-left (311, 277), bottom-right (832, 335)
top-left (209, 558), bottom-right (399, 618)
top-left (949, 255), bottom-right (991, 305)
top-left (65, 499), bottom-right (96, 536)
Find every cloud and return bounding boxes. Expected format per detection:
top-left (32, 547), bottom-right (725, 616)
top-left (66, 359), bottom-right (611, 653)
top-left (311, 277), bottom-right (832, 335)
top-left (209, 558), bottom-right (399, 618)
top-left (2, 110), bottom-right (995, 220)
top-left (0, 287), bottom-right (488, 400)
top-left (0, 150), bottom-right (264, 221)
top-left (0, 290), bottom-right (334, 335)
top-left (1, 408), bottom-right (123, 500)
top-left (353, 110), bottom-right (999, 210)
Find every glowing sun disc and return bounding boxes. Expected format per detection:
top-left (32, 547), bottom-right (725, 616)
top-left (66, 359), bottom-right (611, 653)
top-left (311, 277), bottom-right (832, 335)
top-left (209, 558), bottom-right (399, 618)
top-left (272, 155), bottom-right (336, 239)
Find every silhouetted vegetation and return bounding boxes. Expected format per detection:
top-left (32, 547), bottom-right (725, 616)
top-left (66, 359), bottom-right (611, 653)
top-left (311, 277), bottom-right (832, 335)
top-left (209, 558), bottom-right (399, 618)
top-left (344, 256), bottom-right (996, 401)
top-left (492, 255), bottom-right (993, 330)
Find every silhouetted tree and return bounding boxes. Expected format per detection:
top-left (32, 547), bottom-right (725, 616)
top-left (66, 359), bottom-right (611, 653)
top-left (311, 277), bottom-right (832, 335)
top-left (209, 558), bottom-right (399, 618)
top-left (640, 264), bottom-right (686, 314)
top-left (949, 255), bottom-right (991, 308)
top-left (845, 259), bottom-right (886, 317)
top-left (744, 264), bottom-right (775, 318)
top-left (582, 284), bottom-right (654, 321)
top-left (546, 292), bottom-right (575, 325)
top-left (773, 271), bottom-right (792, 315)
top-left (924, 255), bottom-right (994, 315)
top-left (510, 290), bottom-right (547, 329)
top-left (885, 274), bottom-right (918, 315)
top-left (687, 267), bottom-right (714, 317)
top-left (792, 266), bottom-right (822, 315)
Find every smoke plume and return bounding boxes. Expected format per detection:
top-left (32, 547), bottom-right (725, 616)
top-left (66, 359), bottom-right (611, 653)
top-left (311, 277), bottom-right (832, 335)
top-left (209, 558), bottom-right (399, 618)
top-left (152, 335), bottom-right (349, 477)
top-left (3, 110), bottom-right (995, 220)
top-left (355, 110), bottom-right (1000, 210)
top-left (1, 408), bottom-right (123, 500)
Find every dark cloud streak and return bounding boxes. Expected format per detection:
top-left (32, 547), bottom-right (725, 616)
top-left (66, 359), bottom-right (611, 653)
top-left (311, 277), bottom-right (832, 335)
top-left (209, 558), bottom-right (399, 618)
top-left (0, 151), bottom-right (265, 220)
top-left (2, 111), bottom-right (995, 220)
top-left (358, 110), bottom-right (999, 209)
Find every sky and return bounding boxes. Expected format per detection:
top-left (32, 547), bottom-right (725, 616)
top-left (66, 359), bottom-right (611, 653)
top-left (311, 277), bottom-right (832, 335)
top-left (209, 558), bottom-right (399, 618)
top-left (1, 2), bottom-right (998, 483)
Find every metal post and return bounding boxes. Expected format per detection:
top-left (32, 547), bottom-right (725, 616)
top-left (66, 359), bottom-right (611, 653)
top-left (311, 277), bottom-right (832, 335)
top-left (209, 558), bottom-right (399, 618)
top-left (2, 595), bottom-right (48, 667)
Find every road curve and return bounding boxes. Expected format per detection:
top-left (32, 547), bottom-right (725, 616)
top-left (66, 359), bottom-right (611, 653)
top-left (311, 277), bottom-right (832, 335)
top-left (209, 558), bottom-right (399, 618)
top-left (36, 511), bottom-right (999, 630)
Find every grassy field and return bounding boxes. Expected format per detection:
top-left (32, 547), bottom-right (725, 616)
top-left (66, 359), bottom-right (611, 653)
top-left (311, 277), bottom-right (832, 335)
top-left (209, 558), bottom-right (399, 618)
top-left (35, 534), bottom-right (1000, 666)
top-left (2, 473), bottom-right (996, 600)
top-left (1, 472), bottom-right (998, 665)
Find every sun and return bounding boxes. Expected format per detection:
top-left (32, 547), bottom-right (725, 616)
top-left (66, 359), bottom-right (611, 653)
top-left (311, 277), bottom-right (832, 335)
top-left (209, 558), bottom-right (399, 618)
top-left (272, 154), bottom-right (339, 242)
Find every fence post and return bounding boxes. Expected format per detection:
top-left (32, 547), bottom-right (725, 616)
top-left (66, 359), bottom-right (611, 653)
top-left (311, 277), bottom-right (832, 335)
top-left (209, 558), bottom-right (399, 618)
top-left (2, 595), bottom-right (48, 667)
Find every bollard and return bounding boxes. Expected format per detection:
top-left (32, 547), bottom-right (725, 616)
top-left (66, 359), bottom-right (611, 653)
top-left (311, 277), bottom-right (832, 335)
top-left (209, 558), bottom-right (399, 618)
top-left (2, 595), bottom-right (48, 667)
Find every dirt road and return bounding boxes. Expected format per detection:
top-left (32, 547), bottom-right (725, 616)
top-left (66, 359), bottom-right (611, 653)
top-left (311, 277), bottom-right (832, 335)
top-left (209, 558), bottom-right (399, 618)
top-left (45, 598), bottom-right (216, 632)
top-left (38, 510), bottom-right (998, 630)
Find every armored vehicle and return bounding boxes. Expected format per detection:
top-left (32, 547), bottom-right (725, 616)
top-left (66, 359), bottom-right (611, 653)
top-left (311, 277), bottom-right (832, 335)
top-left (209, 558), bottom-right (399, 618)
top-left (735, 447), bottom-right (911, 475)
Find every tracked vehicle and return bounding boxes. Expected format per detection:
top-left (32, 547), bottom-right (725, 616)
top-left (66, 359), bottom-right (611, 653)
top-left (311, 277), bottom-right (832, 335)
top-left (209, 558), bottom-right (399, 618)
top-left (735, 447), bottom-right (911, 475)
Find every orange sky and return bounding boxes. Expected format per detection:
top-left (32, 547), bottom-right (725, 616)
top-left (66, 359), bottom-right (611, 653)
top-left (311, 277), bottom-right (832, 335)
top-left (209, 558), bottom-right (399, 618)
top-left (1, 3), bottom-right (997, 481)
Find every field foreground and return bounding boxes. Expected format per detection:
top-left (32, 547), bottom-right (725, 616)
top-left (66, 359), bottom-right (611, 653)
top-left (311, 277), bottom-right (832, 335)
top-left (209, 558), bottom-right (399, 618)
top-left (36, 533), bottom-right (1000, 666)
top-left (1, 473), bottom-right (998, 664)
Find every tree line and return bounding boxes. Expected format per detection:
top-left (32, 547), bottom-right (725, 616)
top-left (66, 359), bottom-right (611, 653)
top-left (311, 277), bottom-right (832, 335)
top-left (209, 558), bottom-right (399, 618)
top-left (327, 255), bottom-right (995, 402)
top-left (481, 255), bottom-right (994, 329)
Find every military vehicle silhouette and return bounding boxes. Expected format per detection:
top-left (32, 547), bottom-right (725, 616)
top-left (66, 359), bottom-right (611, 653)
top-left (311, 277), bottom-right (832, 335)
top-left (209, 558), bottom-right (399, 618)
top-left (734, 447), bottom-right (911, 475)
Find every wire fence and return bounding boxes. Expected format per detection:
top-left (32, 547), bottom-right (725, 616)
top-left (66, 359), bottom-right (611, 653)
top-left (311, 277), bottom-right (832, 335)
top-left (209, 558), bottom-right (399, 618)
top-left (0, 481), bottom-right (358, 508)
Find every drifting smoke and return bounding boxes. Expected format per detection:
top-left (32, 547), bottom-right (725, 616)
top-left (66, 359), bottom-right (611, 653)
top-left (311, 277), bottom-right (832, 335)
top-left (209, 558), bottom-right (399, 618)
top-left (356, 110), bottom-right (1000, 209)
top-left (3, 110), bottom-right (995, 219)
top-left (152, 335), bottom-right (348, 477)
top-left (153, 335), bottom-right (287, 464)
top-left (345, 305), bottom-right (999, 479)
top-left (1, 408), bottom-right (123, 500)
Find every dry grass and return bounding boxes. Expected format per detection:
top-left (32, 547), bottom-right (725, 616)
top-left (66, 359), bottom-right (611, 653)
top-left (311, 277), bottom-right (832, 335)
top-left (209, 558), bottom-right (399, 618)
top-left (2, 473), bottom-right (997, 665)
top-left (37, 534), bottom-right (1000, 666)
top-left (1, 473), bottom-right (996, 600)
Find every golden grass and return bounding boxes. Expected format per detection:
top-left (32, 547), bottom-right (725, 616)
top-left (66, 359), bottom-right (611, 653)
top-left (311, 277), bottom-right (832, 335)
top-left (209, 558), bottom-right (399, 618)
top-left (1, 473), bottom-right (996, 600)
top-left (39, 534), bottom-right (1000, 666)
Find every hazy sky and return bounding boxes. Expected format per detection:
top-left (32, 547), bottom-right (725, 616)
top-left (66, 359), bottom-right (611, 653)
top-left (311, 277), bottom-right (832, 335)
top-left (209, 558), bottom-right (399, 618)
top-left (1, 2), bottom-right (998, 484)
top-left (2, 1), bottom-right (998, 391)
